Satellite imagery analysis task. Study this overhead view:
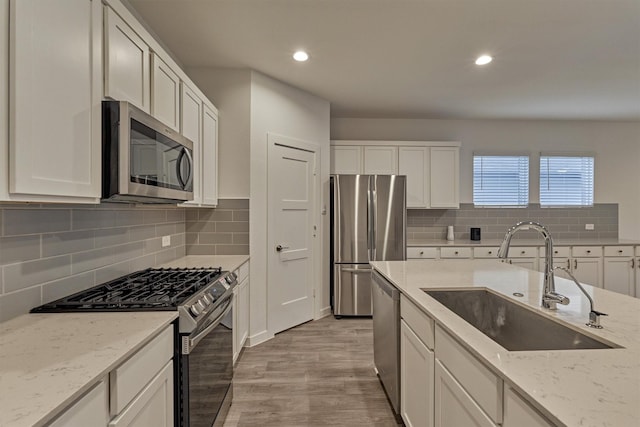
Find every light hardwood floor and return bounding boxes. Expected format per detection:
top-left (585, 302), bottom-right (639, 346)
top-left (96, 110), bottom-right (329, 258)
top-left (223, 316), bottom-right (400, 427)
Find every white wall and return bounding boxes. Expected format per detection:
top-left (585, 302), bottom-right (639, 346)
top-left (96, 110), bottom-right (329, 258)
top-left (186, 68), bottom-right (251, 198)
top-left (249, 71), bottom-right (329, 345)
top-left (250, 71), bottom-right (330, 344)
top-left (331, 118), bottom-right (640, 239)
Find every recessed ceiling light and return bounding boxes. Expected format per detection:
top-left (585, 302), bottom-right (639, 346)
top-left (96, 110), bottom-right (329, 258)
top-left (293, 51), bottom-right (309, 62)
top-left (475, 55), bottom-right (493, 65)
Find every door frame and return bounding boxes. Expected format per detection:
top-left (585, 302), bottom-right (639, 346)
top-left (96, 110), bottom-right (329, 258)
top-left (266, 133), bottom-right (322, 334)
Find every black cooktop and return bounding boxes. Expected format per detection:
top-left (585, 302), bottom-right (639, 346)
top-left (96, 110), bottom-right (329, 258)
top-left (31, 267), bottom-right (223, 312)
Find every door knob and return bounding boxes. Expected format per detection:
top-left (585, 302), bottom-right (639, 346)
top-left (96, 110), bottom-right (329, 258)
top-left (276, 244), bottom-right (289, 252)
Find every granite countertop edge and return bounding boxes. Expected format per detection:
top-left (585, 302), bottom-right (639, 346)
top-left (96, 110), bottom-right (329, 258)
top-left (407, 238), bottom-right (640, 247)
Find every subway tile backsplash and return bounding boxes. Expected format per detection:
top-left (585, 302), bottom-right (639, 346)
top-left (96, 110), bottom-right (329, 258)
top-left (408, 203), bottom-right (618, 240)
top-left (186, 199), bottom-right (250, 256)
top-left (0, 203), bottom-right (187, 322)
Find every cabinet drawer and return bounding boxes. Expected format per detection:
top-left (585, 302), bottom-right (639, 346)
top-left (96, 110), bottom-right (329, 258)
top-left (636, 246), bottom-right (640, 257)
top-left (435, 326), bottom-right (502, 424)
top-left (503, 387), bottom-right (553, 427)
top-left (539, 246), bottom-right (570, 258)
top-left (604, 246), bottom-right (634, 257)
top-left (401, 295), bottom-right (434, 350)
top-left (440, 247), bottom-right (471, 259)
top-left (236, 260), bottom-right (249, 282)
top-left (508, 247), bottom-right (538, 258)
top-left (472, 247), bottom-right (500, 259)
top-left (435, 361), bottom-right (497, 427)
top-left (407, 247), bottom-right (438, 259)
top-left (571, 246), bottom-right (602, 257)
top-left (110, 325), bottom-right (173, 415)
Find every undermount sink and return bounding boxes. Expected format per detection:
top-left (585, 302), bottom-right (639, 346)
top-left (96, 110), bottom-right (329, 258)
top-left (424, 289), bottom-right (618, 351)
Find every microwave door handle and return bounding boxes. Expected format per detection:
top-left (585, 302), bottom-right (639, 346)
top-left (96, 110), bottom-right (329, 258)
top-left (176, 148), bottom-right (193, 190)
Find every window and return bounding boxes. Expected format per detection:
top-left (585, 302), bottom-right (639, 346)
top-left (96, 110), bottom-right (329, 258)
top-left (473, 155), bottom-right (529, 207)
top-left (540, 155), bottom-right (594, 207)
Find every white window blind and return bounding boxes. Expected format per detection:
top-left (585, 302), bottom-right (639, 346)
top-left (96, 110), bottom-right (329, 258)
top-left (540, 155), bottom-right (594, 206)
top-left (473, 155), bottom-right (529, 207)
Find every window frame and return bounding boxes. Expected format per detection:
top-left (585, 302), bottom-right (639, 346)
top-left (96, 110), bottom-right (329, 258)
top-left (539, 153), bottom-right (595, 208)
top-left (472, 153), bottom-right (530, 208)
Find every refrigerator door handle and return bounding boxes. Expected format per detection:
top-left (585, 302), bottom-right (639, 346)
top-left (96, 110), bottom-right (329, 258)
top-left (367, 186), bottom-right (374, 259)
top-left (371, 189), bottom-right (377, 260)
top-left (341, 266), bottom-right (373, 273)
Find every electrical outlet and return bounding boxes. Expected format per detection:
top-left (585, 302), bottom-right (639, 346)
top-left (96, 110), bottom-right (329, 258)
top-left (585, 224), bottom-right (595, 230)
top-left (162, 235), bottom-right (171, 247)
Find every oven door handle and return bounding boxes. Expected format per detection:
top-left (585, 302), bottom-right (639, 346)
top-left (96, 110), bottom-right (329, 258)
top-left (188, 297), bottom-right (233, 352)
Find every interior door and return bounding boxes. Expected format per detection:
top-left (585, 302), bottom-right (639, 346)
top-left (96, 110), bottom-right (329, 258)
top-left (268, 135), bottom-right (317, 334)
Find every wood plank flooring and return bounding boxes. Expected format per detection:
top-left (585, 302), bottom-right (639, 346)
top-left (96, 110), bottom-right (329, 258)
top-left (223, 316), bottom-right (399, 427)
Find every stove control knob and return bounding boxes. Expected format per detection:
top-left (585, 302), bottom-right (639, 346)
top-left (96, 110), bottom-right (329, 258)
top-left (189, 304), bottom-right (201, 316)
top-left (202, 294), bottom-right (212, 305)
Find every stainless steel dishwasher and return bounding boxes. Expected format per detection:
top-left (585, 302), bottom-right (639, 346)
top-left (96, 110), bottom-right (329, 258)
top-left (372, 270), bottom-right (401, 421)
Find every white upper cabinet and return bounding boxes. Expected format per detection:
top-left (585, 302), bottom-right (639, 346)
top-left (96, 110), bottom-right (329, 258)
top-left (201, 102), bottom-right (219, 206)
top-left (104, 6), bottom-right (150, 112)
top-left (151, 53), bottom-right (180, 131)
top-left (330, 145), bottom-right (362, 174)
top-left (5, 0), bottom-right (102, 202)
top-left (430, 147), bottom-right (459, 208)
top-left (331, 141), bottom-right (460, 209)
top-left (180, 82), bottom-right (202, 206)
top-left (399, 147), bottom-right (430, 208)
top-left (363, 146), bottom-right (398, 174)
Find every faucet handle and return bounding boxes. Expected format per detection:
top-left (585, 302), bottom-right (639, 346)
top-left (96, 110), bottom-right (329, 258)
top-left (587, 310), bottom-right (607, 329)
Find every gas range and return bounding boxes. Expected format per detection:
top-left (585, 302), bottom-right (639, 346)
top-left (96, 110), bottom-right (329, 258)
top-left (31, 267), bottom-right (237, 334)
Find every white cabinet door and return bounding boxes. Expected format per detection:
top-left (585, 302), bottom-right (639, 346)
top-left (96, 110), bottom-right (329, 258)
top-left (8, 0), bottom-right (101, 200)
top-left (49, 379), bottom-right (109, 427)
top-left (239, 275), bottom-right (250, 349)
top-left (573, 257), bottom-right (602, 288)
top-left (104, 6), bottom-right (150, 112)
top-left (636, 256), bottom-right (640, 298)
top-left (430, 147), bottom-right (459, 208)
top-left (201, 102), bottom-right (219, 206)
top-left (434, 361), bottom-right (496, 427)
top-left (180, 83), bottom-right (202, 205)
top-left (363, 146), bottom-right (398, 174)
top-left (109, 361), bottom-right (173, 427)
top-left (330, 146), bottom-right (362, 174)
top-left (603, 257), bottom-right (634, 296)
top-left (151, 53), bottom-right (180, 131)
top-left (509, 258), bottom-right (538, 271)
top-left (401, 320), bottom-right (434, 427)
top-left (503, 387), bottom-right (553, 427)
top-left (399, 147), bottom-right (430, 208)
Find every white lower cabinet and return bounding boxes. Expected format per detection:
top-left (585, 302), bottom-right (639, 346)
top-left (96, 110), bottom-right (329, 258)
top-left (503, 387), bottom-right (553, 427)
top-left (400, 319), bottom-right (434, 427)
top-left (572, 257), bottom-right (603, 288)
top-left (46, 325), bottom-right (174, 427)
top-left (109, 361), bottom-right (173, 427)
top-left (233, 260), bottom-right (250, 363)
top-left (48, 380), bottom-right (109, 427)
top-left (434, 360), bottom-right (497, 427)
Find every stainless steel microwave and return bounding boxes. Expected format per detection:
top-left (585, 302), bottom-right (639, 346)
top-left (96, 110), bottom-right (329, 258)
top-left (102, 100), bottom-right (194, 203)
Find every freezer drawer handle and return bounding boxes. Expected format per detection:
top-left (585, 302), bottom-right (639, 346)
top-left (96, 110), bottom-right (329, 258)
top-left (342, 266), bottom-right (373, 273)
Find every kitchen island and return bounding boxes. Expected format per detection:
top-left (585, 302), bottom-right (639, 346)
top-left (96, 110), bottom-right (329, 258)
top-left (371, 259), bottom-right (640, 427)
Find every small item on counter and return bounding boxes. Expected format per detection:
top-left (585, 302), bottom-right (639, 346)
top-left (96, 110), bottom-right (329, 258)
top-left (470, 227), bottom-right (481, 241)
top-left (447, 225), bottom-right (455, 241)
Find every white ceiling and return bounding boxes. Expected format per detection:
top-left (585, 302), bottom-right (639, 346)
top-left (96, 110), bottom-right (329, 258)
top-left (128, 0), bottom-right (640, 120)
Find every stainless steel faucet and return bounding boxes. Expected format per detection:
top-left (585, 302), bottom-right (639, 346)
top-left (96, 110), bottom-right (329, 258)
top-left (497, 221), bottom-right (570, 310)
top-left (554, 266), bottom-right (607, 328)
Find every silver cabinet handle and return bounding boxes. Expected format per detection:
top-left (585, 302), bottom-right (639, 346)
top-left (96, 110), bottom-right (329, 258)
top-left (276, 244), bottom-right (290, 252)
top-left (574, 259), bottom-right (578, 270)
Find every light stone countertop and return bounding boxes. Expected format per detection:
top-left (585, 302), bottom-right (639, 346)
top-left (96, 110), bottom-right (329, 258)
top-left (0, 311), bottom-right (177, 427)
top-left (157, 254), bottom-right (250, 272)
top-left (370, 259), bottom-right (640, 427)
top-left (408, 238), bottom-right (640, 247)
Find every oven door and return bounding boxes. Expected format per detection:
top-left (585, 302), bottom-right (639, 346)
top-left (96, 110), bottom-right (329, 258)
top-left (180, 295), bottom-right (233, 427)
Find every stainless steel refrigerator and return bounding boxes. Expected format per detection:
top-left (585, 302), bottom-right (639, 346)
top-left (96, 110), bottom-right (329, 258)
top-left (330, 175), bottom-right (406, 316)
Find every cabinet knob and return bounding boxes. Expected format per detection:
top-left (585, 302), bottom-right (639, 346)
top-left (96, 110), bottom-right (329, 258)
top-left (554, 250), bottom-right (558, 254)
top-left (455, 251), bottom-right (459, 255)
top-left (488, 251), bottom-right (493, 255)
top-left (618, 250), bottom-right (623, 253)
top-left (521, 250), bottom-right (526, 255)
top-left (419, 251), bottom-right (424, 255)
top-left (586, 250), bottom-right (591, 254)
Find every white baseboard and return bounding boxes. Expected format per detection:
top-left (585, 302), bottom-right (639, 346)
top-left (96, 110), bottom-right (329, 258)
top-left (316, 306), bottom-right (332, 319)
top-left (246, 329), bottom-right (273, 347)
